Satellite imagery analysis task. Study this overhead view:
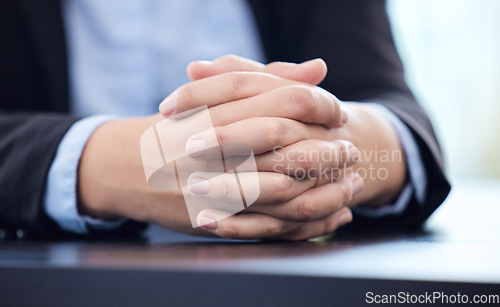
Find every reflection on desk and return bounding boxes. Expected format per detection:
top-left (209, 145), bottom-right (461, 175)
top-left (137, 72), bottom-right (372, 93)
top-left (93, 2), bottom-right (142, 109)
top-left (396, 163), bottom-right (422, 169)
top-left (1, 180), bottom-right (499, 306)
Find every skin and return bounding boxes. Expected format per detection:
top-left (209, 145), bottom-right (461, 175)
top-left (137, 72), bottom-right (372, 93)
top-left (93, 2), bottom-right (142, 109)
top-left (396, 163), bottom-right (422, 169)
top-left (164, 55), bottom-right (406, 207)
top-left (78, 55), bottom-right (405, 241)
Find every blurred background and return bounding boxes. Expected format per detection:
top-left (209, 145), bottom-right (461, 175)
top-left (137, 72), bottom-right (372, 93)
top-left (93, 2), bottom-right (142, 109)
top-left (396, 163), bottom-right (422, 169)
top-left (387, 0), bottom-right (500, 182)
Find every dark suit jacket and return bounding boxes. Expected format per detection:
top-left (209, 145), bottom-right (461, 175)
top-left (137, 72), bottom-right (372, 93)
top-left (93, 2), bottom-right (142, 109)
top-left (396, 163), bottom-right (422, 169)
top-left (0, 0), bottom-right (450, 239)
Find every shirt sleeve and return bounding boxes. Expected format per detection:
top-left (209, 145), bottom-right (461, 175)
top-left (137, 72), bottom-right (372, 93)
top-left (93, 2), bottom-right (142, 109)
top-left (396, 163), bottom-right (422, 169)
top-left (44, 115), bottom-right (127, 234)
top-left (352, 103), bottom-right (427, 218)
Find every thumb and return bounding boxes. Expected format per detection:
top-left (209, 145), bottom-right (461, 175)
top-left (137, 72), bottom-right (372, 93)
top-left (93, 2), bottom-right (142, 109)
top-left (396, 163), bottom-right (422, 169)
top-left (263, 58), bottom-right (327, 86)
top-left (187, 54), bottom-right (327, 85)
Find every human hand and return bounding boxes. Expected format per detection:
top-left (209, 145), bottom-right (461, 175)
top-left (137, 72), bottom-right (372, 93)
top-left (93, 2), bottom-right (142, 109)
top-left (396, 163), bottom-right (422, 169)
top-left (77, 55), bottom-right (365, 240)
top-left (77, 114), bottom-right (362, 241)
top-left (159, 55), bottom-right (348, 127)
top-left (181, 55), bottom-right (406, 208)
top-left (154, 55), bottom-right (365, 239)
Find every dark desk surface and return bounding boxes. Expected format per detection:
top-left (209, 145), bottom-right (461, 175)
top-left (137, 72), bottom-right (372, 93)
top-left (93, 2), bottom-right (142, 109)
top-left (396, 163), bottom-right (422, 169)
top-left (1, 180), bottom-right (499, 306)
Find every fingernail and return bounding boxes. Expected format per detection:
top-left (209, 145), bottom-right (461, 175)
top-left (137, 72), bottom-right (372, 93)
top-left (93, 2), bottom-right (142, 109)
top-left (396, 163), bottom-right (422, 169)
top-left (196, 60), bottom-right (212, 66)
top-left (185, 137), bottom-right (207, 158)
top-left (197, 214), bottom-right (218, 231)
top-left (188, 179), bottom-right (210, 195)
top-left (337, 209), bottom-right (353, 226)
top-left (349, 146), bottom-right (360, 163)
top-left (300, 58), bottom-right (323, 65)
top-left (159, 92), bottom-right (177, 115)
top-left (352, 173), bottom-right (364, 195)
top-left (340, 108), bottom-right (348, 125)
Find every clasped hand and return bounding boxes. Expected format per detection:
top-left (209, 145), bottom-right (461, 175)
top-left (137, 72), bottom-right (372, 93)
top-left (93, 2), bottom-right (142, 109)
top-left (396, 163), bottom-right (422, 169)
top-left (79, 55), bottom-right (407, 241)
top-left (158, 55), bottom-right (364, 240)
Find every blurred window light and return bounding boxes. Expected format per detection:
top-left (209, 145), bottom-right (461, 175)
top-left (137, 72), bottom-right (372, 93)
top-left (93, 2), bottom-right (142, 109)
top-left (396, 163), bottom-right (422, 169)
top-left (387, 0), bottom-right (500, 180)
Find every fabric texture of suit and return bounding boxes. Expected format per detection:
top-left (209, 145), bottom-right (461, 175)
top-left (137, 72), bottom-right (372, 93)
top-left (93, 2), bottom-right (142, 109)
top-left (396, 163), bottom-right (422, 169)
top-left (0, 0), bottom-right (451, 239)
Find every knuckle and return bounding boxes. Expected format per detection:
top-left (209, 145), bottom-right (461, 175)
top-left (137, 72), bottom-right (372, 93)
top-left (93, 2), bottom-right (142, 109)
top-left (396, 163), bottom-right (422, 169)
top-left (220, 176), bottom-right (232, 200)
top-left (219, 221), bottom-right (239, 239)
top-left (176, 85), bottom-right (193, 109)
top-left (331, 96), bottom-right (342, 122)
top-left (294, 154), bottom-right (315, 173)
top-left (229, 73), bottom-right (249, 93)
top-left (266, 219), bottom-right (284, 236)
top-left (296, 197), bottom-right (318, 221)
top-left (289, 86), bottom-right (315, 114)
top-left (222, 54), bottom-right (238, 62)
top-left (274, 175), bottom-right (294, 202)
top-left (339, 181), bottom-right (354, 205)
top-left (318, 88), bottom-right (342, 126)
top-left (264, 61), bottom-right (279, 70)
top-left (212, 174), bottom-right (231, 200)
top-left (325, 218), bottom-right (338, 234)
top-left (336, 141), bottom-right (350, 167)
top-left (266, 119), bottom-right (289, 147)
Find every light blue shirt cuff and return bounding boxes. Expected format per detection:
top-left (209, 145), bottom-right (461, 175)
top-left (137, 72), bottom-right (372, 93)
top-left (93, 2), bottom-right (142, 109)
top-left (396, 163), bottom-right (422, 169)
top-left (353, 103), bottom-right (427, 218)
top-left (44, 115), bottom-right (127, 234)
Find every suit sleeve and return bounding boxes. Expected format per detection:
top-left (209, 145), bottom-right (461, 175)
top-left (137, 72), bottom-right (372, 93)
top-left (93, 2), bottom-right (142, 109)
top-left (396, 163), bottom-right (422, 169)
top-left (0, 1), bottom-right (146, 239)
top-left (249, 0), bottom-right (451, 230)
top-left (0, 113), bottom-right (78, 238)
top-left (0, 114), bottom-right (147, 239)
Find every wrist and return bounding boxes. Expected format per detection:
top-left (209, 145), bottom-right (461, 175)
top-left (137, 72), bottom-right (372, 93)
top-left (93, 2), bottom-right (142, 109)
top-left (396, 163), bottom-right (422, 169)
top-left (77, 114), bottom-right (163, 220)
top-left (332, 102), bottom-right (407, 207)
